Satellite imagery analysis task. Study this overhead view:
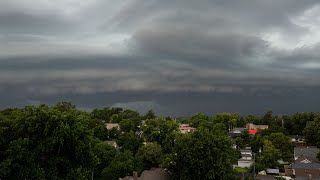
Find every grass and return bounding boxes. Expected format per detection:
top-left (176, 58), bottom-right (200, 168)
top-left (234, 167), bottom-right (249, 173)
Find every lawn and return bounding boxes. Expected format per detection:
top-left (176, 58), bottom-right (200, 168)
top-left (234, 167), bottom-right (249, 173)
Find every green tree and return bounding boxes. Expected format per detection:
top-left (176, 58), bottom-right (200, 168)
top-left (290, 112), bottom-right (317, 135)
top-left (54, 101), bottom-right (76, 112)
top-left (161, 131), bottom-right (182, 153)
top-left (117, 132), bottom-right (143, 154)
top-left (235, 137), bottom-right (245, 149)
top-left (237, 117), bottom-right (247, 127)
top-left (241, 129), bottom-right (251, 144)
top-left (259, 140), bottom-right (280, 168)
top-left (212, 113), bottom-right (240, 132)
top-left (88, 118), bottom-right (108, 140)
top-left (262, 111), bottom-right (274, 125)
top-left (142, 118), bottom-right (178, 145)
top-left (119, 119), bottom-right (136, 133)
top-left (136, 142), bottom-right (163, 170)
top-left (303, 117), bottom-right (320, 147)
top-left (266, 133), bottom-right (292, 162)
top-left (91, 107), bottom-right (123, 122)
top-left (170, 128), bottom-right (237, 180)
top-left (92, 141), bottom-right (117, 178)
top-left (102, 150), bottom-right (141, 180)
top-left (0, 104), bottom-right (98, 179)
top-left (107, 127), bottom-right (121, 140)
top-left (143, 110), bottom-right (156, 120)
top-left (189, 113), bottom-right (209, 128)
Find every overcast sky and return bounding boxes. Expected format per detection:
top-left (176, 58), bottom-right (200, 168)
top-left (1, 0), bottom-right (320, 116)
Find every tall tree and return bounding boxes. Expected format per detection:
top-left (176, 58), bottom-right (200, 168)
top-left (136, 142), bottom-right (163, 170)
top-left (117, 131), bottom-right (143, 154)
top-left (142, 118), bottom-right (178, 145)
top-left (170, 128), bottom-right (237, 180)
top-left (259, 140), bottom-right (280, 168)
top-left (143, 110), bottom-right (156, 120)
top-left (102, 150), bottom-right (141, 180)
top-left (303, 117), bottom-right (320, 147)
top-left (0, 104), bottom-right (98, 179)
top-left (266, 133), bottom-right (292, 162)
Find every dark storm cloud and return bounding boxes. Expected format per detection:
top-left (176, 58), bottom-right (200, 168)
top-left (132, 26), bottom-right (267, 68)
top-left (0, 12), bottom-right (76, 34)
top-left (0, 0), bottom-right (320, 115)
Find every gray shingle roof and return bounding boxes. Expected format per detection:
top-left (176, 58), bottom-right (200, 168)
top-left (292, 163), bottom-right (320, 169)
top-left (139, 168), bottom-right (170, 180)
top-left (294, 146), bottom-right (320, 159)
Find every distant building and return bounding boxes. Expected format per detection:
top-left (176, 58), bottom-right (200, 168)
top-left (106, 123), bottom-right (120, 130)
top-left (246, 123), bottom-right (268, 135)
top-left (179, 124), bottom-right (196, 134)
top-left (229, 127), bottom-right (247, 138)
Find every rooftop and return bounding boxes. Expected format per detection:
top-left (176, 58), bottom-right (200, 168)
top-left (292, 163), bottom-right (320, 169)
top-left (294, 146), bottom-right (320, 160)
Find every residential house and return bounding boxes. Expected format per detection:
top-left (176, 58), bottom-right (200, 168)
top-left (291, 163), bottom-right (320, 179)
top-left (179, 124), bottom-right (196, 134)
top-left (229, 127), bottom-right (247, 138)
top-left (237, 149), bottom-right (254, 168)
top-left (246, 123), bottom-right (268, 135)
top-left (294, 146), bottom-right (320, 163)
top-left (286, 146), bottom-right (320, 179)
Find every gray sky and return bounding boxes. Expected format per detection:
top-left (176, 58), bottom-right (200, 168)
top-left (1, 0), bottom-right (320, 116)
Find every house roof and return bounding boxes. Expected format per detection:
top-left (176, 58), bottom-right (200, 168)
top-left (292, 163), bottom-right (320, 169)
top-left (106, 123), bottom-right (120, 130)
top-left (255, 125), bottom-right (269, 129)
top-left (295, 157), bottom-right (319, 164)
top-left (294, 146), bottom-right (320, 160)
top-left (231, 128), bottom-right (247, 133)
top-left (241, 154), bottom-right (252, 157)
top-left (240, 149), bottom-right (252, 153)
top-left (139, 168), bottom-right (170, 180)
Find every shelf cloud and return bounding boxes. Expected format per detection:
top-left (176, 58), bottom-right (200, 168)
top-left (1, 0), bottom-right (320, 115)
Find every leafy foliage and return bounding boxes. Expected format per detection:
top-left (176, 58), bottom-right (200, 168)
top-left (0, 102), bottom-right (319, 179)
top-left (102, 150), bottom-right (141, 180)
top-left (170, 128), bottom-right (238, 180)
top-left (136, 142), bottom-right (163, 170)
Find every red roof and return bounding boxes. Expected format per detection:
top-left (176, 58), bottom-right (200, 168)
top-left (249, 129), bottom-right (257, 135)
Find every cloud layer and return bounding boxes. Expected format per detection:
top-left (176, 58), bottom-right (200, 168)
top-left (1, 0), bottom-right (320, 115)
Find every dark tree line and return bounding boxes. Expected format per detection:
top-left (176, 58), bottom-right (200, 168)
top-left (0, 103), bottom-right (319, 180)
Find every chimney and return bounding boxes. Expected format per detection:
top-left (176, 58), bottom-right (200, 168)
top-left (133, 171), bottom-right (138, 180)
